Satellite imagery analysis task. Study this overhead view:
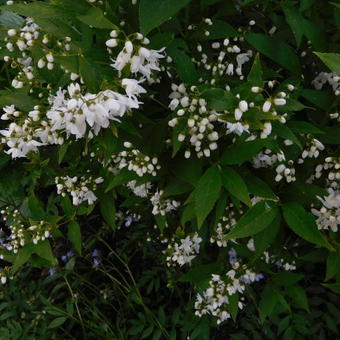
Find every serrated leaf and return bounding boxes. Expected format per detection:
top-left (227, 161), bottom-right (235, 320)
top-left (0, 10), bottom-right (24, 28)
top-left (68, 221), bottom-right (82, 255)
top-left (287, 120), bottom-right (324, 134)
top-left (220, 139), bottom-right (267, 165)
top-left (287, 285), bottom-right (309, 311)
top-left (247, 53), bottom-right (263, 84)
top-left (282, 202), bottom-right (333, 250)
top-left (253, 214), bottom-right (280, 257)
top-left (283, 5), bottom-right (304, 47)
top-left (220, 167), bottom-right (251, 206)
top-left (47, 317), bottom-right (67, 329)
top-left (314, 52), bottom-right (340, 74)
top-left (224, 201), bottom-right (278, 240)
top-left (326, 251), bottom-right (340, 281)
top-left (202, 88), bottom-right (236, 111)
top-left (245, 33), bottom-right (300, 73)
top-left (77, 7), bottom-right (117, 29)
top-left (322, 282), bottom-right (340, 294)
top-left (193, 166), bottom-right (221, 228)
top-left (139, 0), bottom-right (192, 35)
top-left (259, 284), bottom-right (279, 323)
top-left (100, 193), bottom-right (116, 229)
top-left (166, 46), bottom-right (198, 84)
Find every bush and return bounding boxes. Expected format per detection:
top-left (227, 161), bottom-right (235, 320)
top-left (0, 0), bottom-right (338, 338)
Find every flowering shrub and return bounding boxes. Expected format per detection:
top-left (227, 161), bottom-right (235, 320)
top-left (0, 0), bottom-right (338, 338)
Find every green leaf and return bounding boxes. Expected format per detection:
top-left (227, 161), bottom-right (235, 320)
top-left (193, 19), bottom-right (238, 40)
top-left (105, 168), bottom-right (136, 192)
top-left (34, 240), bottom-right (56, 265)
top-left (220, 139), bottom-right (267, 165)
top-left (326, 251), bottom-right (340, 281)
top-left (0, 3), bottom-right (64, 19)
top-left (0, 10), bottom-right (24, 28)
top-left (243, 173), bottom-right (277, 200)
top-left (245, 33), bottom-right (300, 73)
top-left (259, 284), bottom-right (279, 323)
top-left (100, 193), bottom-right (116, 229)
top-left (139, 0), bottom-right (192, 35)
top-left (0, 88), bottom-right (38, 111)
top-left (287, 285), bottom-right (309, 311)
top-left (253, 214), bottom-right (280, 257)
top-left (166, 46), bottom-right (198, 84)
top-left (272, 122), bottom-right (302, 149)
top-left (12, 244), bottom-right (33, 273)
top-left (26, 194), bottom-right (46, 220)
top-left (179, 263), bottom-right (221, 286)
top-left (202, 88), bottom-right (236, 111)
top-left (322, 282), bottom-right (340, 294)
top-left (228, 293), bottom-right (239, 321)
top-left (220, 167), bottom-right (251, 206)
top-left (224, 201), bottom-right (278, 240)
top-left (282, 202), bottom-right (333, 250)
top-left (47, 317), bottom-right (67, 329)
top-left (300, 89), bottom-right (333, 110)
top-left (314, 52), bottom-right (340, 74)
top-left (272, 272), bottom-right (304, 287)
top-left (287, 120), bottom-right (324, 134)
top-left (283, 5), bottom-right (304, 47)
top-left (68, 221), bottom-right (82, 255)
top-left (77, 7), bottom-right (117, 29)
top-left (193, 165), bottom-right (221, 228)
top-left (247, 53), bottom-right (263, 84)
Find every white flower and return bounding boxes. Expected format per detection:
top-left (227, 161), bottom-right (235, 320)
top-left (121, 78), bottom-right (146, 97)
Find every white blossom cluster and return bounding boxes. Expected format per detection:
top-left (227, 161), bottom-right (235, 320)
top-left (55, 175), bottom-right (104, 206)
top-left (312, 72), bottom-right (339, 96)
top-left (298, 137), bottom-right (324, 162)
top-left (275, 161), bottom-right (296, 183)
top-left (313, 157), bottom-right (340, 190)
top-left (329, 111), bottom-right (340, 122)
top-left (311, 188), bottom-right (340, 232)
top-left (0, 207), bottom-right (52, 254)
top-left (210, 203), bottom-right (242, 247)
top-left (168, 83), bottom-right (219, 158)
top-left (108, 31), bottom-right (165, 82)
top-left (126, 180), bottom-right (152, 198)
top-left (195, 248), bottom-right (263, 324)
top-left (110, 142), bottom-right (161, 177)
top-left (150, 190), bottom-right (180, 216)
top-left (193, 37), bottom-right (253, 83)
top-left (165, 233), bottom-right (202, 267)
top-left (262, 251), bottom-right (296, 271)
top-left (0, 81), bottom-right (143, 158)
top-left (46, 83), bottom-right (140, 139)
top-left (252, 149), bottom-right (285, 168)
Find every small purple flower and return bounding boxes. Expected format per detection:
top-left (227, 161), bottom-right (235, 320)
top-left (228, 248), bottom-right (238, 264)
top-left (92, 249), bottom-right (99, 257)
top-left (240, 277), bottom-right (251, 284)
top-left (66, 251), bottom-right (74, 258)
top-left (93, 258), bottom-right (100, 267)
top-left (48, 268), bottom-right (56, 276)
top-left (255, 273), bottom-right (264, 281)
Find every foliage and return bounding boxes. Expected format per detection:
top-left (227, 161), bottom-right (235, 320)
top-left (0, 0), bottom-right (338, 338)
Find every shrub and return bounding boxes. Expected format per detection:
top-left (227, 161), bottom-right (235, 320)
top-left (0, 0), bottom-right (338, 338)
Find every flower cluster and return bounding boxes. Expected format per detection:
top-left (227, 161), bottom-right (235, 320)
top-left (313, 156), bottom-right (340, 190)
top-left (108, 32), bottom-right (165, 82)
top-left (55, 174), bottom-right (104, 206)
top-left (210, 203), bottom-right (243, 247)
top-left (126, 180), bottom-right (152, 198)
top-left (150, 190), bottom-right (180, 216)
top-left (110, 142), bottom-right (161, 177)
top-left (312, 72), bottom-right (339, 96)
top-left (165, 233), bottom-right (202, 267)
top-left (311, 188), bottom-right (340, 232)
top-left (0, 207), bottom-right (52, 253)
top-left (168, 84), bottom-right (219, 158)
top-left (195, 248), bottom-right (263, 324)
top-left (262, 251), bottom-right (297, 271)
